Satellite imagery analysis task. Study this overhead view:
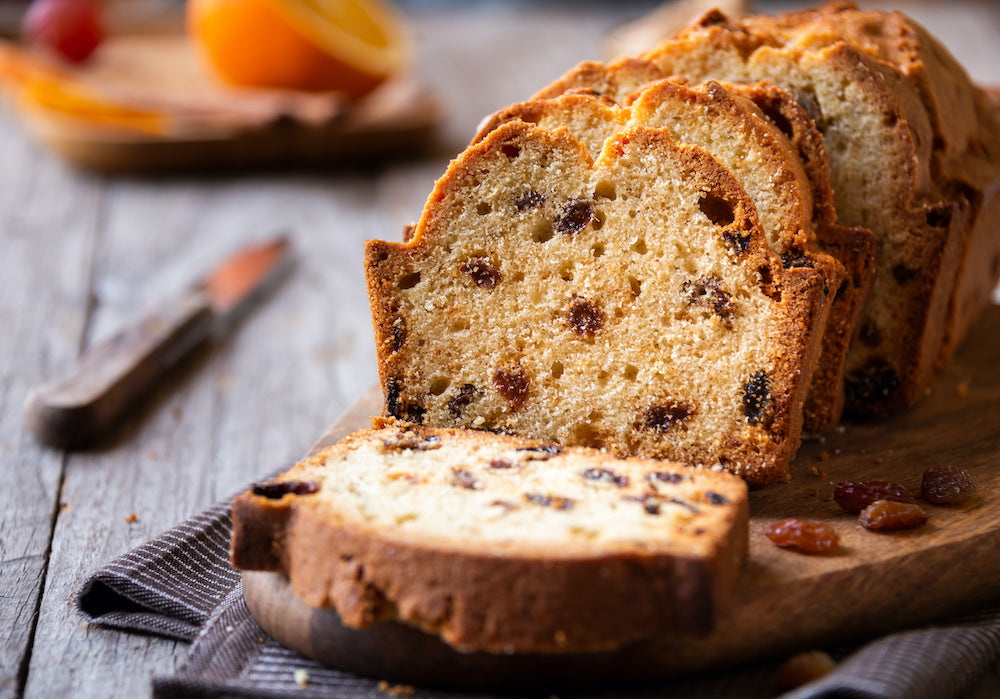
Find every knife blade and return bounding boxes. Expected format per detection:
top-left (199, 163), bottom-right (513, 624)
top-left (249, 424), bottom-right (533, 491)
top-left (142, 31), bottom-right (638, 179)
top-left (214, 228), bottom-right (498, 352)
top-left (24, 236), bottom-right (293, 450)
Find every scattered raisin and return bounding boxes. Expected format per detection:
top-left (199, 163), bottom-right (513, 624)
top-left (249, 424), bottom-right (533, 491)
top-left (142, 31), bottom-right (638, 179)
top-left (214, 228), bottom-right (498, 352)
top-left (517, 445), bottom-right (563, 459)
top-left (384, 378), bottom-right (426, 424)
top-left (524, 493), bottom-right (574, 510)
top-left (493, 364), bottom-right (530, 411)
top-left (582, 467), bottom-right (629, 487)
top-left (682, 277), bottom-right (736, 327)
top-left (921, 465), bottom-right (976, 505)
top-left (766, 518), bottom-right (840, 554)
top-left (567, 296), bottom-right (604, 337)
top-left (460, 257), bottom-right (502, 288)
top-left (451, 467), bottom-right (480, 490)
top-left (390, 318), bottom-right (407, 352)
top-left (834, 480), bottom-right (914, 513)
top-left (647, 471), bottom-right (685, 485)
top-left (642, 401), bottom-right (695, 432)
top-left (382, 430), bottom-right (441, 451)
top-left (742, 370), bottom-right (772, 425)
top-left (859, 500), bottom-right (927, 531)
top-left (515, 190), bottom-right (544, 211)
top-left (554, 199), bottom-right (595, 235)
top-left (722, 226), bottom-right (752, 254)
top-left (781, 253), bottom-right (814, 269)
top-left (447, 384), bottom-right (477, 416)
top-left (252, 480), bottom-right (320, 499)
top-left (706, 491), bottom-right (728, 505)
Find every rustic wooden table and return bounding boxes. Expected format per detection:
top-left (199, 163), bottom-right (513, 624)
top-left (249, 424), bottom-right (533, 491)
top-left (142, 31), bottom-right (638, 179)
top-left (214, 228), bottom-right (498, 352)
top-left (1, 2), bottom-right (998, 697)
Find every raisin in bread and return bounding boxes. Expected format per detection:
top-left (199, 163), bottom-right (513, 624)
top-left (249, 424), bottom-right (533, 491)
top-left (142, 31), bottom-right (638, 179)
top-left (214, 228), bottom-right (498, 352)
top-left (539, 21), bottom-right (969, 417)
top-left (365, 119), bottom-right (828, 485)
top-left (480, 78), bottom-right (872, 431)
top-left (231, 419), bottom-right (750, 654)
top-left (692, 1), bottom-right (1000, 368)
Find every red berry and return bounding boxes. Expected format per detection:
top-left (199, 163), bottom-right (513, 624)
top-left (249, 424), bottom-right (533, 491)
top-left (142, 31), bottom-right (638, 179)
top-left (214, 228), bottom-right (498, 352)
top-left (23, 0), bottom-right (104, 64)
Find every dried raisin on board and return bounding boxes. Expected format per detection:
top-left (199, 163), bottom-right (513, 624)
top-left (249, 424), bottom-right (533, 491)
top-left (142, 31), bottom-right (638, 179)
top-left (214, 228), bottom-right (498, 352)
top-left (921, 465), bottom-right (977, 505)
top-left (766, 518), bottom-right (840, 554)
top-left (834, 480), bottom-right (914, 513)
top-left (859, 499), bottom-right (927, 531)
top-left (252, 480), bottom-right (319, 499)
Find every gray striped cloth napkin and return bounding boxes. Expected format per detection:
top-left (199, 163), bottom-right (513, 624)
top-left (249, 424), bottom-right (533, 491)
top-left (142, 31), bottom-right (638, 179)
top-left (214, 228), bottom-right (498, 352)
top-left (76, 492), bottom-right (1000, 699)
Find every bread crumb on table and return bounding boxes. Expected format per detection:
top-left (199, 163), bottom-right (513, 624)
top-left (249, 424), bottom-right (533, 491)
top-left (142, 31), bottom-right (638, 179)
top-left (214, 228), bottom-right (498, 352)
top-left (293, 668), bottom-right (309, 688)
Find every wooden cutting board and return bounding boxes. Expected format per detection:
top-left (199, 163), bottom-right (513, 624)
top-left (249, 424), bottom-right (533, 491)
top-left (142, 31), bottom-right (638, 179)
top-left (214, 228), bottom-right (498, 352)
top-left (1, 34), bottom-right (441, 173)
top-left (242, 303), bottom-right (1000, 690)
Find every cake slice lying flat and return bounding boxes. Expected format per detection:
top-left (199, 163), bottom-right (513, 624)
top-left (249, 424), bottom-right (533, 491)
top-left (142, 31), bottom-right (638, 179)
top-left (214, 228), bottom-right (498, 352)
top-left (365, 120), bottom-right (827, 485)
top-left (231, 419), bottom-right (749, 654)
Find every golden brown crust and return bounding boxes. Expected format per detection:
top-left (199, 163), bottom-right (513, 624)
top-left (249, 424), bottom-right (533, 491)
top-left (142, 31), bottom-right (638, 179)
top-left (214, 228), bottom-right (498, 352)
top-left (231, 421), bottom-right (750, 654)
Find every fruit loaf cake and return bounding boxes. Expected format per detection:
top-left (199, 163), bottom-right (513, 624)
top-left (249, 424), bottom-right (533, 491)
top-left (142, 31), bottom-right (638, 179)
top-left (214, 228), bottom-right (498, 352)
top-left (479, 77), bottom-right (873, 431)
top-left (691, 1), bottom-right (1000, 369)
top-left (231, 419), bottom-right (750, 654)
top-left (365, 119), bottom-right (828, 485)
top-left (539, 19), bottom-right (970, 417)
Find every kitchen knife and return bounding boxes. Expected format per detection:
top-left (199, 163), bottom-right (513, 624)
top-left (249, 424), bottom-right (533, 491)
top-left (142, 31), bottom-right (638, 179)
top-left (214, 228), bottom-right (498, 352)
top-left (24, 235), bottom-right (293, 450)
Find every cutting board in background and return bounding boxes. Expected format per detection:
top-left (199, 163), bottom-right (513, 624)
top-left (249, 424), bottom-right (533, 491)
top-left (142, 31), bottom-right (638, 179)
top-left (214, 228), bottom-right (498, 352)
top-left (241, 303), bottom-right (1000, 690)
top-left (0, 33), bottom-right (442, 173)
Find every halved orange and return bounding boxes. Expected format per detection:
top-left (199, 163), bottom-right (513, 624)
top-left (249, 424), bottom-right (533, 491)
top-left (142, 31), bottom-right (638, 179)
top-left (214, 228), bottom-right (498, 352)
top-left (187, 0), bottom-right (409, 99)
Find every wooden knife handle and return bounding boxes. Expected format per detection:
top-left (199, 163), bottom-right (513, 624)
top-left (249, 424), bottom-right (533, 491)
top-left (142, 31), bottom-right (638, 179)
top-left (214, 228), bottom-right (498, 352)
top-left (23, 294), bottom-right (214, 450)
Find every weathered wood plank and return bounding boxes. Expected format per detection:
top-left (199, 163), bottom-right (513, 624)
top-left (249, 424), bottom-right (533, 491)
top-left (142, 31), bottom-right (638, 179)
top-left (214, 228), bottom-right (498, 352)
top-left (0, 112), bottom-right (101, 698)
top-left (19, 8), bottom-right (628, 695)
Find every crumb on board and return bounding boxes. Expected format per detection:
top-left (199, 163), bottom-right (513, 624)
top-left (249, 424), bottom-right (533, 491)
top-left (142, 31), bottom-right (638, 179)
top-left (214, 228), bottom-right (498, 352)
top-left (293, 668), bottom-right (309, 688)
top-left (125, 513), bottom-right (138, 523)
top-left (378, 680), bottom-right (415, 696)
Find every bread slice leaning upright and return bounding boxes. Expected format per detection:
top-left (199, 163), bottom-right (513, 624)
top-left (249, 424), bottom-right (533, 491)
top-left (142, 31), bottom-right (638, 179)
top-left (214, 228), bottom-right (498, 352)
top-left (365, 118), bottom-right (828, 485)
top-left (231, 419), bottom-right (750, 654)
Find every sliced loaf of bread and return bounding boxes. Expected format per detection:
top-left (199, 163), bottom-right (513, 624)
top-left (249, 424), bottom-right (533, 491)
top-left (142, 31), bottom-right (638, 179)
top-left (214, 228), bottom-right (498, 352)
top-left (540, 24), bottom-right (968, 417)
top-left (365, 119), bottom-right (827, 485)
top-left (231, 419), bottom-right (749, 654)
top-left (483, 78), bottom-right (873, 431)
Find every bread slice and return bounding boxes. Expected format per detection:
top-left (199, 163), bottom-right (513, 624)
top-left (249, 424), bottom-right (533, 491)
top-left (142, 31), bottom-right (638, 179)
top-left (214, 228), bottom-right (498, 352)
top-left (485, 78), bottom-right (871, 431)
top-left (699, 1), bottom-right (1000, 369)
top-left (231, 419), bottom-right (750, 654)
top-left (365, 119), bottom-right (827, 485)
top-left (540, 24), bottom-right (969, 417)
